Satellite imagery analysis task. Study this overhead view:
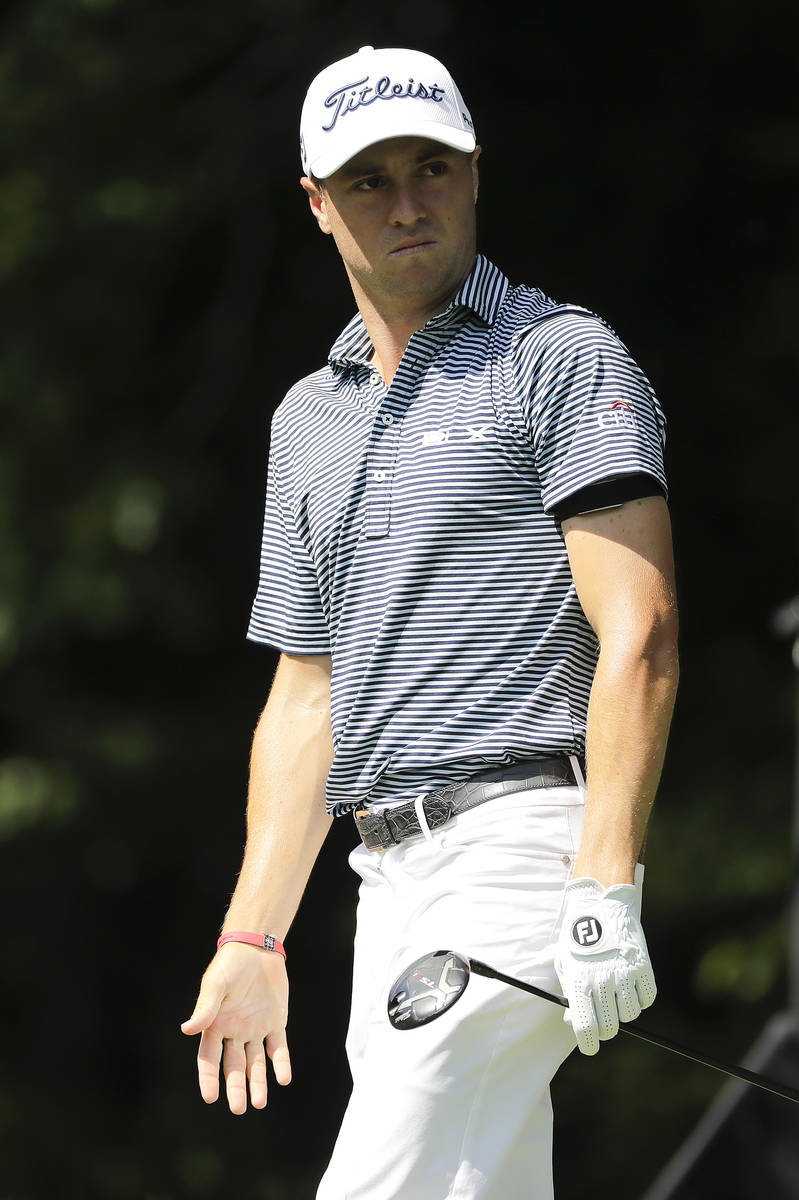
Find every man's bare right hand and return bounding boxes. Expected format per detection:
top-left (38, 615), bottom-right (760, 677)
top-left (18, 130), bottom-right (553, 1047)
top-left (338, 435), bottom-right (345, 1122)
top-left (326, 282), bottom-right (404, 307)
top-left (181, 943), bottom-right (291, 1115)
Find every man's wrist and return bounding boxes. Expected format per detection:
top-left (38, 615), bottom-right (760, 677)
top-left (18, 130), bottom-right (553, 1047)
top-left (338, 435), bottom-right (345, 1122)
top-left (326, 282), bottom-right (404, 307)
top-left (572, 854), bottom-right (638, 888)
top-left (217, 931), bottom-right (287, 958)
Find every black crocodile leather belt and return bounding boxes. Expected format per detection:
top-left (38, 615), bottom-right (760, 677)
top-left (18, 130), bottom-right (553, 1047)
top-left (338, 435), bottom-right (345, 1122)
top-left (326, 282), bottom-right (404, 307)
top-left (353, 756), bottom-right (581, 852)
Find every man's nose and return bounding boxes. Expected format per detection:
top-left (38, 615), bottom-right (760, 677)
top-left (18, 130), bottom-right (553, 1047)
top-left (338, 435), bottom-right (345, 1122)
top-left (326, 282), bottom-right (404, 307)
top-left (388, 182), bottom-right (427, 225)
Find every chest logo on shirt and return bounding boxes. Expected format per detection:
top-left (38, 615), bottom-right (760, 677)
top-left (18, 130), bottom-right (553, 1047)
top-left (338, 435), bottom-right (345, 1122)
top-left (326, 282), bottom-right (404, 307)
top-left (598, 401), bottom-right (636, 430)
top-left (420, 425), bottom-right (492, 447)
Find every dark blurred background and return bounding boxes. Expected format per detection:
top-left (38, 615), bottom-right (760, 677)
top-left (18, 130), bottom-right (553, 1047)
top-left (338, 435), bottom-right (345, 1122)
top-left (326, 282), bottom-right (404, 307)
top-left (2, 0), bottom-right (798, 1196)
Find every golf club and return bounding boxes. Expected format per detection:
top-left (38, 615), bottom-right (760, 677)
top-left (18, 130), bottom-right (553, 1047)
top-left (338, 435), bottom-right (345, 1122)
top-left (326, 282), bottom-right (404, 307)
top-left (387, 950), bottom-right (799, 1107)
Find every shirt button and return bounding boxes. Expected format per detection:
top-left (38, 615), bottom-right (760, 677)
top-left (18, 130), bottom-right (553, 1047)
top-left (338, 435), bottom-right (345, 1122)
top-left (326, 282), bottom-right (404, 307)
top-left (373, 470), bottom-right (386, 482)
top-left (382, 413), bottom-right (394, 425)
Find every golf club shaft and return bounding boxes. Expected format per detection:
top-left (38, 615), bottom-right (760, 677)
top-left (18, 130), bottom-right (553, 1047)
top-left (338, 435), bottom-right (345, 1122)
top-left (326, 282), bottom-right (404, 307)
top-left (468, 958), bottom-right (799, 1106)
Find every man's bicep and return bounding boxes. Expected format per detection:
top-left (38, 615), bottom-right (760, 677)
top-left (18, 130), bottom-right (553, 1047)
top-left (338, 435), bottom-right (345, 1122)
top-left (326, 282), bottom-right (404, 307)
top-left (562, 496), bottom-right (677, 642)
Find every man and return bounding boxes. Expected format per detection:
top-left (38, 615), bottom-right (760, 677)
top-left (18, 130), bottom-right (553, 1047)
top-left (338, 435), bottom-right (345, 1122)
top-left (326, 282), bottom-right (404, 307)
top-left (182, 45), bottom-right (679, 1198)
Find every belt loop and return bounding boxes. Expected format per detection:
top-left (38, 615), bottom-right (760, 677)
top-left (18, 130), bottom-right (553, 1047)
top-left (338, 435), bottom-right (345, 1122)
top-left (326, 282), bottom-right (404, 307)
top-left (568, 754), bottom-right (587, 800)
top-left (413, 793), bottom-right (435, 842)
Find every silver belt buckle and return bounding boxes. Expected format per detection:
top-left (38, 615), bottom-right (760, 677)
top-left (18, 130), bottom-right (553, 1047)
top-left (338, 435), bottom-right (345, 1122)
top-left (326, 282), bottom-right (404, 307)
top-left (354, 806), bottom-right (394, 851)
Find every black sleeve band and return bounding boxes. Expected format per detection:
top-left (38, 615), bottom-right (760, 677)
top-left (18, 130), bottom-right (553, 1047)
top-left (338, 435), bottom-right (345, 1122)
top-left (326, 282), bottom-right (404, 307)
top-left (551, 473), bottom-right (666, 522)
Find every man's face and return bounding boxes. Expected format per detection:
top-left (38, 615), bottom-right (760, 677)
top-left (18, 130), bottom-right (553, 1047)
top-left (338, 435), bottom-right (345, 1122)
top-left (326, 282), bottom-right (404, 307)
top-left (301, 136), bottom-right (480, 315)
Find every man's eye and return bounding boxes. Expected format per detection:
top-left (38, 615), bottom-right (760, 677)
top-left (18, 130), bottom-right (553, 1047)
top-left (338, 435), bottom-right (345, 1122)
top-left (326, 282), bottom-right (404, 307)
top-left (355, 176), bottom-right (382, 191)
top-left (421, 162), bottom-right (447, 176)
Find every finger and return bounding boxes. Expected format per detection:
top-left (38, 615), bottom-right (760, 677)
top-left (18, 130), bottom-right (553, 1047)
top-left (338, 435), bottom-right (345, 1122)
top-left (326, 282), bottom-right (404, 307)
top-left (568, 982), bottom-right (600, 1056)
top-left (196, 1028), bottom-right (224, 1104)
top-left (266, 1029), bottom-right (292, 1086)
top-left (616, 974), bottom-right (642, 1024)
top-left (246, 1040), bottom-right (268, 1109)
top-left (223, 1039), bottom-right (248, 1116)
top-left (635, 967), bottom-right (657, 1011)
top-left (182, 1006), bottom-right (220, 1037)
top-left (594, 981), bottom-right (619, 1041)
top-left (181, 979), bottom-right (226, 1036)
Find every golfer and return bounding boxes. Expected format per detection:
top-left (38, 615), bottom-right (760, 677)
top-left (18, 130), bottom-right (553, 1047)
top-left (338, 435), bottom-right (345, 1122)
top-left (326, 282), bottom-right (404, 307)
top-left (182, 44), bottom-right (679, 1199)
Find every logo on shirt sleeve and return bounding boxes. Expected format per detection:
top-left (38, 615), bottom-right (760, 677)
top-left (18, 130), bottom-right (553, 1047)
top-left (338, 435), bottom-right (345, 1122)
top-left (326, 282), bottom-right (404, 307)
top-left (597, 401), bottom-right (636, 430)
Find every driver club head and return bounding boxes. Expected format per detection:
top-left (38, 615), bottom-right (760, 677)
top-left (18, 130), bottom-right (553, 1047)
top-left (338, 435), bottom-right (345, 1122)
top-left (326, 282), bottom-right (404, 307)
top-left (387, 950), bottom-right (471, 1029)
top-left (387, 949), bottom-right (799, 1106)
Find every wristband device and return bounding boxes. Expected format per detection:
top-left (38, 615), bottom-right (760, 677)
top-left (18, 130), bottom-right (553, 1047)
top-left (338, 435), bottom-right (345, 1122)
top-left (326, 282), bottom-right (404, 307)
top-left (217, 931), bottom-right (286, 959)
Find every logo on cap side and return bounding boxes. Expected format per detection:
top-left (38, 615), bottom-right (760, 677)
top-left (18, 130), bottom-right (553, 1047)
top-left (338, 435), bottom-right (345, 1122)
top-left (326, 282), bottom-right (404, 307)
top-left (322, 74), bottom-right (448, 132)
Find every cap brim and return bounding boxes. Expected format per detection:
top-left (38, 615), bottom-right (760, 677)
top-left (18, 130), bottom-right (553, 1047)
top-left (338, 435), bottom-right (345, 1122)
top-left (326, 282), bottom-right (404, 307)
top-left (309, 119), bottom-right (476, 180)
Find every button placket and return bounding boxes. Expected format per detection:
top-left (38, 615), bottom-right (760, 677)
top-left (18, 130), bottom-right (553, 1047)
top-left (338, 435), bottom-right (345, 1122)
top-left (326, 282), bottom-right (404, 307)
top-left (364, 417), bottom-right (399, 539)
top-left (363, 346), bottom-right (429, 540)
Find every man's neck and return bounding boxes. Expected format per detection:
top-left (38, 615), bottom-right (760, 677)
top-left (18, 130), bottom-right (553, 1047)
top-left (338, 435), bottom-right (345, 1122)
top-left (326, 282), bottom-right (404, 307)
top-left (349, 263), bottom-right (473, 386)
top-left (363, 310), bottom-right (427, 386)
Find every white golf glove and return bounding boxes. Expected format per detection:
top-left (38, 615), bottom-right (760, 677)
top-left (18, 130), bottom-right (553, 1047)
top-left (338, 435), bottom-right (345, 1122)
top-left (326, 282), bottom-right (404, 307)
top-left (555, 876), bottom-right (656, 1056)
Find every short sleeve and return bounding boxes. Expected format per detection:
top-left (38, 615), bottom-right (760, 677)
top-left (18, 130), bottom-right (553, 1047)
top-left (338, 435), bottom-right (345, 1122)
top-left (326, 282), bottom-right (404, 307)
top-left (246, 450), bottom-right (331, 654)
top-left (516, 312), bottom-right (667, 516)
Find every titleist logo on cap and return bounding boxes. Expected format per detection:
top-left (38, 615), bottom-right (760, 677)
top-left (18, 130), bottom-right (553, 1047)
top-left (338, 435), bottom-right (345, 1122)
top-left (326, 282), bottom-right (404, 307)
top-left (321, 75), bottom-right (448, 132)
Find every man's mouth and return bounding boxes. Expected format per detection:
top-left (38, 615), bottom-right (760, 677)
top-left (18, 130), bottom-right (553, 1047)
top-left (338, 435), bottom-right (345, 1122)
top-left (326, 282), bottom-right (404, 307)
top-left (389, 239), bottom-right (437, 257)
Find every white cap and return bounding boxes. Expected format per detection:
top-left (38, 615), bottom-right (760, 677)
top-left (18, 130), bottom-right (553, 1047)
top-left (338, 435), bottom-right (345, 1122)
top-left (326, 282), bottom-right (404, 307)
top-left (300, 46), bottom-right (476, 179)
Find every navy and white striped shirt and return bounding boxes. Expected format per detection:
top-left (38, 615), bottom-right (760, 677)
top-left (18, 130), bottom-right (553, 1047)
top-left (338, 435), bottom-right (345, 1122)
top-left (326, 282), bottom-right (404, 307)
top-left (248, 256), bottom-right (667, 815)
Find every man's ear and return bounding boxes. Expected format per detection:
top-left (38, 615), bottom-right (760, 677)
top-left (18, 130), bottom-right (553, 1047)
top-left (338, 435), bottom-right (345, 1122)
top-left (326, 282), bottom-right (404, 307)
top-left (471, 146), bottom-right (481, 205)
top-left (300, 175), bottom-right (332, 235)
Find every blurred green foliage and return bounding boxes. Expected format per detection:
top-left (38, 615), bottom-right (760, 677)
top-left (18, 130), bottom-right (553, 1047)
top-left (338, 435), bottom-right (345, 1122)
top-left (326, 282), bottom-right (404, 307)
top-left (1, 0), bottom-right (798, 1197)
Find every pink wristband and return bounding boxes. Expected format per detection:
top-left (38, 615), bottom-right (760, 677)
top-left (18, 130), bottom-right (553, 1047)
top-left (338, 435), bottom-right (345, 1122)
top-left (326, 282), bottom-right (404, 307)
top-left (217, 931), bottom-right (286, 959)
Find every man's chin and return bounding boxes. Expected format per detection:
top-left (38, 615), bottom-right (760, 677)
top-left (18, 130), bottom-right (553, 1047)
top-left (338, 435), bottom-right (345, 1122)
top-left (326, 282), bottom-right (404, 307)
top-left (353, 249), bottom-right (473, 313)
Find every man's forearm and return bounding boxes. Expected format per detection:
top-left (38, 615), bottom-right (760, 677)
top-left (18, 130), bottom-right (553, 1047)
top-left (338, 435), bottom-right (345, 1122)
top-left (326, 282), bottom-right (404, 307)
top-left (223, 655), bottom-right (335, 939)
top-left (574, 631), bottom-right (679, 887)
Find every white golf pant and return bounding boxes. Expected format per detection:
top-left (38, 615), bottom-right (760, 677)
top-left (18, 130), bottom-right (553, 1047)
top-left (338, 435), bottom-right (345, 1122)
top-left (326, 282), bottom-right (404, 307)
top-left (316, 781), bottom-right (587, 1200)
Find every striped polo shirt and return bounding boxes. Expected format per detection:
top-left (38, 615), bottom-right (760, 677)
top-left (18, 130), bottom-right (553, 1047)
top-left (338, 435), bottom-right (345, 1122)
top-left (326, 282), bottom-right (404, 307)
top-left (247, 255), bottom-right (667, 816)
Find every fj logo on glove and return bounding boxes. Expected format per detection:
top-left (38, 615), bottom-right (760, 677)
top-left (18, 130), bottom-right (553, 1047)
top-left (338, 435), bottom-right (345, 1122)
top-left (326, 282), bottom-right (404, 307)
top-left (572, 917), bottom-right (603, 946)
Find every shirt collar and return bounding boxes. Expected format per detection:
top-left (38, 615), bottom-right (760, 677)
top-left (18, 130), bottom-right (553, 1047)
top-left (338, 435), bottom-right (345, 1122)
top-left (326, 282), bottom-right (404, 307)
top-left (328, 254), bottom-right (511, 370)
